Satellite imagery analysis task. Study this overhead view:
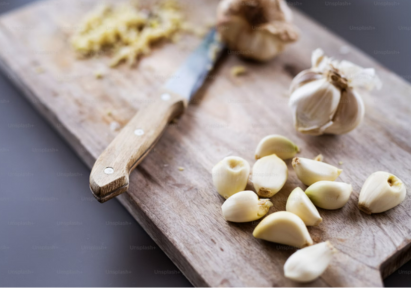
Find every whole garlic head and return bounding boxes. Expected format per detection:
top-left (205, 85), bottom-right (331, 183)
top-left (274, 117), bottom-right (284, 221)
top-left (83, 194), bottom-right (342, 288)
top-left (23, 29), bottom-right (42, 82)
top-left (217, 0), bottom-right (299, 61)
top-left (289, 49), bottom-right (382, 135)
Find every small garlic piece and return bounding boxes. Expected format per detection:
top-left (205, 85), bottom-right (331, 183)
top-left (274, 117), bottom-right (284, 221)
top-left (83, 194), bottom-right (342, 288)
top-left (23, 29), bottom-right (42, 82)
top-left (222, 191), bottom-right (273, 222)
top-left (284, 241), bottom-right (337, 283)
top-left (313, 154), bottom-right (323, 162)
top-left (286, 187), bottom-right (322, 226)
top-left (255, 135), bottom-right (299, 160)
top-left (252, 155), bottom-right (288, 198)
top-left (217, 0), bottom-right (299, 61)
top-left (292, 157), bottom-right (342, 186)
top-left (305, 181), bottom-right (352, 210)
top-left (358, 171), bottom-right (406, 214)
top-left (289, 49), bottom-right (381, 135)
top-left (212, 156), bottom-right (250, 199)
top-left (253, 211), bottom-right (313, 248)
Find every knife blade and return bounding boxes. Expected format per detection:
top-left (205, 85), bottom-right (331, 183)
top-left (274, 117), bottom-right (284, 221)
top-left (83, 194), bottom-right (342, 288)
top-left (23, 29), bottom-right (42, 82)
top-left (89, 29), bottom-right (225, 203)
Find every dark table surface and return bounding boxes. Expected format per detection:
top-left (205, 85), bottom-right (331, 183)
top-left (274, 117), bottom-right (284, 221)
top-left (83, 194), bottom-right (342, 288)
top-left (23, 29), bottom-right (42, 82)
top-left (1, 0), bottom-right (410, 286)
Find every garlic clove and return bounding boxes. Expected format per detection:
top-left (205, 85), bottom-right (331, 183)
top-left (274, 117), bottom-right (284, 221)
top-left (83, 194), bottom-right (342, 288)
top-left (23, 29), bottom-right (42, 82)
top-left (286, 187), bottom-right (322, 226)
top-left (252, 154), bottom-right (288, 198)
top-left (212, 156), bottom-right (250, 199)
top-left (255, 134), bottom-right (299, 160)
top-left (284, 241), bottom-right (336, 283)
top-left (305, 181), bottom-right (352, 210)
top-left (289, 78), bottom-right (341, 135)
top-left (292, 157), bottom-right (342, 186)
top-left (323, 89), bottom-right (365, 135)
top-left (222, 191), bottom-right (273, 223)
top-left (358, 171), bottom-right (406, 214)
top-left (289, 70), bottom-right (322, 94)
top-left (313, 154), bottom-right (323, 162)
top-left (253, 211), bottom-right (313, 248)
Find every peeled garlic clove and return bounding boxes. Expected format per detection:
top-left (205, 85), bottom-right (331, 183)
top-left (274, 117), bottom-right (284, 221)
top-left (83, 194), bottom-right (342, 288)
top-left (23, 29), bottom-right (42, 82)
top-left (222, 191), bottom-right (273, 223)
top-left (358, 171), bottom-right (406, 214)
top-left (252, 155), bottom-right (288, 198)
top-left (255, 135), bottom-right (299, 160)
top-left (313, 154), bottom-right (323, 162)
top-left (212, 156), bottom-right (250, 199)
top-left (284, 241), bottom-right (336, 283)
top-left (292, 157), bottom-right (342, 186)
top-left (286, 187), bottom-right (322, 226)
top-left (289, 78), bottom-right (341, 135)
top-left (323, 89), bottom-right (365, 135)
top-left (305, 181), bottom-right (352, 210)
top-left (253, 211), bottom-right (313, 248)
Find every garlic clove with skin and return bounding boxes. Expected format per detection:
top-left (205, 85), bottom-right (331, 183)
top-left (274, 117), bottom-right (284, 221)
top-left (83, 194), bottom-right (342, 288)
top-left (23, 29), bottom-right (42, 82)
top-left (252, 154), bottom-right (288, 198)
top-left (305, 181), bottom-right (352, 210)
top-left (222, 191), bottom-right (273, 223)
top-left (358, 171), bottom-right (406, 214)
top-left (212, 156), bottom-right (250, 199)
top-left (292, 157), bottom-right (342, 186)
top-left (286, 187), bottom-right (322, 226)
top-left (284, 241), bottom-right (337, 283)
top-left (253, 211), bottom-right (313, 248)
top-left (217, 0), bottom-right (299, 62)
top-left (255, 134), bottom-right (299, 160)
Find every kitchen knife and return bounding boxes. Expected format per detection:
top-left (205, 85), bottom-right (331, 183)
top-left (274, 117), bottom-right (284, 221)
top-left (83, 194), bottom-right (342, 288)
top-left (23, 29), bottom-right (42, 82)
top-left (89, 29), bottom-right (225, 203)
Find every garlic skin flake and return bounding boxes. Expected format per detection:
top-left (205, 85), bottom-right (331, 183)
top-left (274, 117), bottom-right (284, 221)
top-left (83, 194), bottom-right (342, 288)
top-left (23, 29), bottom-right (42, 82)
top-left (292, 157), bottom-right (342, 186)
top-left (284, 241), bottom-right (336, 283)
top-left (289, 48), bottom-right (381, 135)
top-left (255, 135), bottom-right (299, 160)
top-left (286, 187), bottom-right (322, 226)
top-left (252, 155), bottom-right (288, 198)
top-left (305, 181), bottom-right (352, 210)
top-left (217, 0), bottom-right (299, 62)
top-left (358, 171), bottom-right (406, 214)
top-left (253, 211), bottom-right (313, 248)
top-left (222, 191), bottom-right (273, 222)
top-left (212, 156), bottom-right (250, 199)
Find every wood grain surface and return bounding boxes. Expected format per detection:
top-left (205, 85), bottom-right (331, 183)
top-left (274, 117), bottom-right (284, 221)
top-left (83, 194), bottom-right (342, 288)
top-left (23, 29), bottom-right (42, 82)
top-left (1, 0), bottom-right (411, 286)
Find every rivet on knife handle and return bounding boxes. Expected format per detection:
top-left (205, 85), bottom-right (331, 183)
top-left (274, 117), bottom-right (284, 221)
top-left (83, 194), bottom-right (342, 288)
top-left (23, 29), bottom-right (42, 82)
top-left (89, 93), bottom-right (186, 203)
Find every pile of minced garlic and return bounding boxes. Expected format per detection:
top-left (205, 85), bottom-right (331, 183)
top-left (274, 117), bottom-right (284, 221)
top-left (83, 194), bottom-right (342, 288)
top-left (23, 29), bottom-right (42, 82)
top-left (71, 1), bottom-right (204, 67)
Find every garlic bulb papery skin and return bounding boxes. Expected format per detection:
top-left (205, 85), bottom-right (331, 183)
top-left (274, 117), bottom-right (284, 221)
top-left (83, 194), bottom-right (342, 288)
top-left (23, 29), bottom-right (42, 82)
top-left (305, 181), bottom-right (352, 210)
top-left (253, 211), bottom-right (313, 248)
top-left (284, 241), bottom-right (337, 283)
top-left (212, 156), bottom-right (250, 199)
top-left (252, 154), bottom-right (288, 198)
top-left (286, 187), bottom-right (322, 226)
top-left (292, 157), bottom-right (342, 186)
top-left (289, 48), bottom-right (382, 135)
top-left (255, 134), bottom-right (299, 160)
top-left (222, 191), bottom-right (273, 222)
top-left (358, 171), bottom-right (406, 214)
top-left (217, 0), bottom-right (299, 62)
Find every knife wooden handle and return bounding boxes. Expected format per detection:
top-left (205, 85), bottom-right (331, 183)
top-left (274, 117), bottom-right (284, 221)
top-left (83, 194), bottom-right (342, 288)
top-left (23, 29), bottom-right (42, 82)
top-left (89, 92), bottom-right (186, 203)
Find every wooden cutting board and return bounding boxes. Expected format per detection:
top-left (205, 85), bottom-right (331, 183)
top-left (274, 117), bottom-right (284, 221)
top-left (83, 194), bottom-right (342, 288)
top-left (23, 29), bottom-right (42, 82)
top-left (1, 0), bottom-right (411, 286)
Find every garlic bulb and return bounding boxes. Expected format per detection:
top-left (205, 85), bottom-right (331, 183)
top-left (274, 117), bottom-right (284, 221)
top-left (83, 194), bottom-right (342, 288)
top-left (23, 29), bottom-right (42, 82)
top-left (222, 191), bottom-right (273, 222)
top-left (253, 211), bottom-right (313, 248)
top-left (255, 134), bottom-right (299, 160)
top-left (216, 0), bottom-right (299, 61)
top-left (358, 171), bottom-right (406, 214)
top-left (305, 181), bottom-right (352, 210)
top-left (289, 49), bottom-right (382, 135)
top-left (284, 241), bottom-right (337, 283)
top-left (252, 154), bottom-right (288, 197)
top-left (286, 187), bottom-right (322, 226)
top-left (292, 157), bottom-right (342, 186)
top-left (212, 156), bottom-right (250, 199)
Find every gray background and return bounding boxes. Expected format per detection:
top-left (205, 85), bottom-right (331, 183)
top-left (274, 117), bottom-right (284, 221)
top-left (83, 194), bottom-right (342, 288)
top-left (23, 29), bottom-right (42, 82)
top-left (0, 0), bottom-right (410, 286)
